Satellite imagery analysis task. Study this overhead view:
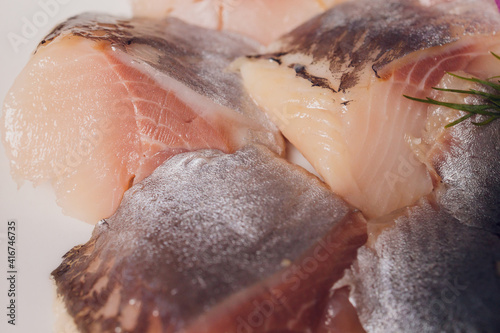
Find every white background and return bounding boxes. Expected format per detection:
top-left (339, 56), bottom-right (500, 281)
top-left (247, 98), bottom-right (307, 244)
top-left (0, 1), bottom-right (131, 332)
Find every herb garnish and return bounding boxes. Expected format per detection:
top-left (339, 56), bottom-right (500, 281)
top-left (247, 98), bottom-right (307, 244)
top-left (404, 52), bottom-right (500, 128)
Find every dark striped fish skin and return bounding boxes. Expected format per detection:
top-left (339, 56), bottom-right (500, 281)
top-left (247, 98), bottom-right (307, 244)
top-left (260, 0), bottom-right (500, 91)
top-left (52, 145), bottom-right (367, 333)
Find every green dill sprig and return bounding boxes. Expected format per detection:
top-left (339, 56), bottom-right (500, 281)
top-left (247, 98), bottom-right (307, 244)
top-left (403, 52), bottom-right (500, 128)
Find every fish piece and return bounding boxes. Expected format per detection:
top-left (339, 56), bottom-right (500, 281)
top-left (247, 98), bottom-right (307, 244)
top-left (52, 144), bottom-right (367, 333)
top-left (341, 197), bottom-right (500, 333)
top-left (236, 0), bottom-right (500, 218)
top-left (131, 0), bottom-right (349, 45)
top-left (325, 63), bottom-right (500, 333)
top-left (1, 14), bottom-right (284, 224)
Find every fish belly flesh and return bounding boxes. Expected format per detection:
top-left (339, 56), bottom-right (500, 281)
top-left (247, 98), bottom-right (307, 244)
top-left (1, 14), bottom-right (284, 223)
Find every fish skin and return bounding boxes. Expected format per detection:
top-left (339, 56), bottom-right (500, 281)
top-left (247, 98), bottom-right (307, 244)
top-left (430, 120), bottom-right (500, 234)
top-left (52, 144), bottom-right (367, 333)
top-left (263, 0), bottom-right (500, 89)
top-left (346, 197), bottom-right (500, 333)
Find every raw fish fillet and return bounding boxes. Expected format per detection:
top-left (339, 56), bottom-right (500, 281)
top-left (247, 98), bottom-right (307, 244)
top-left (52, 144), bottom-right (367, 333)
top-left (131, 0), bottom-right (349, 45)
top-left (237, 0), bottom-right (500, 218)
top-left (1, 14), bottom-right (283, 223)
top-left (237, 0), bottom-right (500, 331)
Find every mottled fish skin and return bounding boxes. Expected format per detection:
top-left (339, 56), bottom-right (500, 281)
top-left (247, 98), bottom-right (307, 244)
top-left (259, 0), bottom-right (500, 91)
top-left (430, 119), bottom-right (500, 234)
top-left (40, 14), bottom-right (283, 154)
top-left (346, 198), bottom-right (500, 333)
top-left (52, 145), bottom-right (367, 333)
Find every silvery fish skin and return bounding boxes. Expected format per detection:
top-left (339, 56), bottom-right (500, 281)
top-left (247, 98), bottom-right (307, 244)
top-left (347, 198), bottom-right (500, 333)
top-left (266, 0), bottom-right (499, 84)
top-left (431, 118), bottom-right (500, 234)
top-left (52, 145), bottom-right (367, 333)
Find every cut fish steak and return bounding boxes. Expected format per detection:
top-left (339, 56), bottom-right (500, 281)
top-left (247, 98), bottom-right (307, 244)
top-left (237, 0), bottom-right (500, 218)
top-left (131, 0), bottom-right (350, 45)
top-left (52, 144), bottom-right (367, 333)
top-left (1, 14), bottom-right (284, 224)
